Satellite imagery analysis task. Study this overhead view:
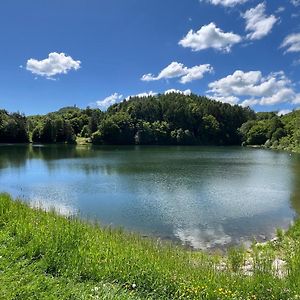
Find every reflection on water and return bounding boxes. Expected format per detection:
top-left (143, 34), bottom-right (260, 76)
top-left (0, 144), bottom-right (299, 249)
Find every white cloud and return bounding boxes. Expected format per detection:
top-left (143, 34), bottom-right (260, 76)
top-left (240, 98), bottom-right (259, 107)
top-left (26, 52), bottom-right (81, 78)
top-left (243, 3), bottom-right (278, 40)
top-left (142, 62), bottom-right (186, 81)
top-left (96, 93), bottom-right (123, 110)
top-left (293, 94), bottom-right (300, 104)
top-left (164, 89), bottom-right (192, 96)
top-left (96, 90), bottom-right (194, 109)
top-left (292, 58), bottom-right (300, 66)
top-left (127, 89), bottom-right (192, 99)
top-left (211, 95), bottom-right (240, 105)
top-left (200, 0), bottom-right (248, 7)
top-left (291, 0), bottom-right (300, 6)
top-left (125, 91), bottom-right (157, 100)
top-left (275, 6), bottom-right (285, 14)
top-left (141, 62), bottom-right (213, 83)
top-left (134, 91), bottom-right (157, 98)
top-left (208, 70), bottom-right (300, 106)
top-left (291, 12), bottom-right (300, 18)
top-left (181, 65), bottom-right (213, 84)
top-left (281, 33), bottom-right (300, 53)
top-left (178, 23), bottom-right (242, 52)
top-left (277, 109), bottom-right (292, 116)
top-left (259, 88), bottom-right (295, 105)
top-left (209, 70), bottom-right (287, 97)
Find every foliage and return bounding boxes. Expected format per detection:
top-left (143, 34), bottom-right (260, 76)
top-left (1, 94), bottom-right (256, 146)
top-left (32, 117), bottom-right (76, 144)
top-left (102, 93), bottom-right (255, 145)
top-left (239, 110), bottom-right (300, 152)
top-left (3, 95), bottom-right (300, 150)
top-left (29, 106), bottom-right (104, 144)
top-left (92, 112), bottom-right (135, 145)
top-left (0, 110), bottom-right (29, 143)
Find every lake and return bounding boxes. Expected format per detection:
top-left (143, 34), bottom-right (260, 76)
top-left (1, 144), bottom-right (300, 250)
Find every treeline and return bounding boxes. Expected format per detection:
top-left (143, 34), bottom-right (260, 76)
top-left (0, 93), bottom-right (256, 145)
top-left (240, 110), bottom-right (300, 152)
top-left (0, 110), bottom-right (29, 143)
top-left (28, 107), bottom-right (103, 144)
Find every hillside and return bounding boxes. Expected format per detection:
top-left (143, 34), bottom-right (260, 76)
top-left (1, 93), bottom-right (254, 145)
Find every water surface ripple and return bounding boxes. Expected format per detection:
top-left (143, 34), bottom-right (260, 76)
top-left (1, 144), bottom-right (299, 250)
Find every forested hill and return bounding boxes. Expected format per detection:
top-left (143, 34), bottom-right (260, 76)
top-left (1, 93), bottom-right (256, 145)
top-left (96, 93), bottom-right (255, 145)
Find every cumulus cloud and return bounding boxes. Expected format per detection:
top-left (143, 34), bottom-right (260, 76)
top-left (281, 33), bottom-right (300, 53)
top-left (243, 3), bottom-right (278, 40)
top-left (164, 89), bottom-right (192, 96)
top-left (291, 12), bottom-right (300, 18)
top-left (275, 6), bottom-right (285, 14)
top-left (126, 91), bottom-right (157, 100)
top-left (200, 0), bottom-right (248, 7)
top-left (142, 62), bottom-right (186, 81)
top-left (127, 89), bottom-right (192, 99)
top-left (291, 0), bottom-right (300, 6)
top-left (208, 70), bottom-right (300, 106)
top-left (141, 62), bottom-right (213, 83)
top-left (26, 52), bottom-right (81, 79)
top-left (240, 98), bottom-right (260, 107)
top-left (95, 89), bottom-right (194, 110)
top-left (292, 94), bottom-right (300, 104)
top-left (208, 70), bottom-right (284, 98)
top-left (96, 93), bottom-right (123, 110)
top-left (178, 23), bottom-right (242, 52)
top-left (292, 58), bottom-right (300, 66)
top-left (259, 88), bottom-right (296, 105)
top-left (277, 109), bottom-right (292, 116)
top-left (211, 95), bottom-right (240, 105)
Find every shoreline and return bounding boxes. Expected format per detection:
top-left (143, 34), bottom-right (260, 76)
top-left (1, 141), bottom-right (300, 153)
top-left (8, 187), bottom-right (296, 254)
top-left (246, 144), bottom-right (300, 154)
top-left (1, 193), bottom-right (300, 299)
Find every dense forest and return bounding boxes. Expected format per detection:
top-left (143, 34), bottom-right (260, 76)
top-left (3, 93), bottom-right (298, 149)
top-left (0, 93), bottom-right (255, 145)
top-left (0, 110), bottom-right (29, 143)
top-left (240, 110), bottom-right (300, 152)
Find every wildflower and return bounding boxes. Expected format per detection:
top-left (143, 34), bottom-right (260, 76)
top-left (91, 287), bottom-right (99, 293)
top-left (132, 283), bottom-right (137, 289)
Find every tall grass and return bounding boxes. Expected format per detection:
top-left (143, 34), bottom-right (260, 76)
top-left (1, 193), bottom-right (300, 299)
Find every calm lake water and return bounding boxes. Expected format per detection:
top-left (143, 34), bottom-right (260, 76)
top-left (1, 144), bottom-right (300, 250)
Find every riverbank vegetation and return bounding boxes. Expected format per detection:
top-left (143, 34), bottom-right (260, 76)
top-left (1, 93), bottom-right (254, 145)
top-left (1, 193), bottom-right (300, 299)
top-left (239, 110), bottom-right (300, 153)
top-left (0, 110), bottom-right (29, 143)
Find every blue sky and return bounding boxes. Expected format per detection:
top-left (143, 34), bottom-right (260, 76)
top-left (1, 0), bottom-right (300, 115)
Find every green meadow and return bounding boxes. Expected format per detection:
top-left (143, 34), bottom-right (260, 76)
top-left (1, 193), bottom-right (300, 299)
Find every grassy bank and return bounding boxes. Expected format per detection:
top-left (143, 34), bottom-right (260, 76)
top-left (1, 193), bottom-right (300, 299)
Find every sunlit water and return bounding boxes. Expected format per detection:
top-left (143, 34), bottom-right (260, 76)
top-left (1, 144), bottom-right (300, 250)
